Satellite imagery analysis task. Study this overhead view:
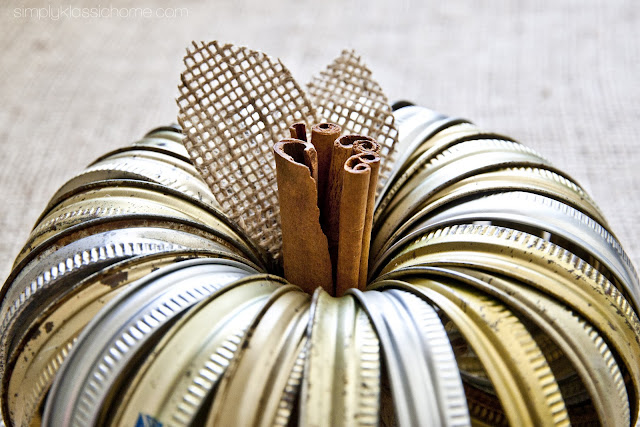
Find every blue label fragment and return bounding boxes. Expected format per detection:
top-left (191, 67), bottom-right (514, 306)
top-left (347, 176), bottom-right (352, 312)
top-left (135, 413), bottom-right (163, 427)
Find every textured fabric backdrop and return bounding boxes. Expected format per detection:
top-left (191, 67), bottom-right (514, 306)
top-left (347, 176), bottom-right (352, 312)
top-left (1, 0), bottom-right (638, 283)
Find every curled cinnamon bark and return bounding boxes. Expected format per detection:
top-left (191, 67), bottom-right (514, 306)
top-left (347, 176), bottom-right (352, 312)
top-left (311, 123), bottom-right (341, 219)
top-left (335, 155), bottom-right (371, 296)
top-left (274, 138), bottom-right (333, 294)
top-left (324, 134), bottom-right (376, 278)
top-left (354, 152), bottom-right (380, 290)
top-left (353, 139), bottom-right (381, 155)
top-left (289, 122), bottom-right (308, 141)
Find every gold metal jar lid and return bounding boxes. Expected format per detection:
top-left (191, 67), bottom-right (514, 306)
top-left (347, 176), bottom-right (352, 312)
top-left (370, 166), bottom-right (608, 261)
top-left (19, 183), bottom-right (263, 267)
top-left (349, 287), bottom-right (469, 426)
top-left (3, 250), bottom-right (224, 427)
top-left (375, 139), bottom-right (555, 237)
top-left (377, 265), bottom-right (630, 425)
top-left (206, 285), bottom-right (311, 426)
top-left (42, 258), bottom-right (259, 427)
top-left (46, 149), bottom-right (219, 214)
top-left (376, 124), bottom-right (517, 220)
top-left (13, 214), bottom-right (264, 275)
top-left (377, 223), bottom-right (640, 424)
top-left (298, 289), bottom-right (382, 426)
top-left (110, 275), bottom-right (291, 426)
top-left (0, 226), bottom-right (260, 381)
top-left (372, 278), bottom-right (570, 426)
top-left (28, 178), bottom-right (270, 270)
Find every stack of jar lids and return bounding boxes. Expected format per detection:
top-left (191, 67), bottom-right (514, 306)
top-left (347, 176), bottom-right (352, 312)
top-left (370, 104), bottom-right (640, 426)
top-left (0, 127), bottom-right (270, 426)
top-left (2, 105), bottom-right (639, 426)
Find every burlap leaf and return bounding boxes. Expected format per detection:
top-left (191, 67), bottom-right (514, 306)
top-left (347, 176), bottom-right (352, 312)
top-left (307, 49), bottom-right (399, 195)
top-left (177, 41), bottom-right (318, 259)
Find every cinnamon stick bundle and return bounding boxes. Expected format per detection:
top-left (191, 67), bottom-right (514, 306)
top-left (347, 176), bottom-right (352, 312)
top-left (276, 124), bottom-right (381, 296)
top-left (273, 138), bottom-right (333, 294)
top-left (336, 155), bottom-right (371, 296)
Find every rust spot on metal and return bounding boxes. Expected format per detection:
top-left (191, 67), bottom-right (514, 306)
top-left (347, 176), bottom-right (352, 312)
top-left (103, 270), bottom-right (129, 288)
top-left (44, 321), bottom-right (54, 333)
top-left (23, 326), bottom-right (41, 344)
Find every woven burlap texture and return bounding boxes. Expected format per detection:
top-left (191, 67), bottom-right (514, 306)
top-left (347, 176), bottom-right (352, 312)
top-left (307, 49), bottom-right (398, 193)
top-left (178, 41), bottom-right (317, 259)
top-left (177, 42), bottom-right (398, 260)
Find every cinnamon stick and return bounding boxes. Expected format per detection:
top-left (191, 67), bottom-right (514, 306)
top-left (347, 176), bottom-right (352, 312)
top-left (274, 138), bottom-right (333, 294)
top-left (311, 123), bottom-right (341, 218)
top-left (335, 155), bottom-right (371, 296)
top-left (323, 134), bottom-right (375, 278)
top-left (289, 122), bottom-right (308, 141)
top-left (354, 152), bottom-right (380, 290)
top-left (350, 139), bottom-right (381, 289)
top-left (353, 139), bottom-right (381, 155)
